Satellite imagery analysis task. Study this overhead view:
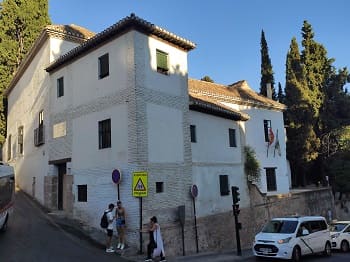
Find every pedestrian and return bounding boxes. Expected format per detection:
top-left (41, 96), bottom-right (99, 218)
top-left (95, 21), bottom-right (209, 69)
top-left (142, 216), bottom-right (166, 262)
top-left (115, 200), bottom-right (126, 250)
top-left (105, 203), bottom-right (115, 253)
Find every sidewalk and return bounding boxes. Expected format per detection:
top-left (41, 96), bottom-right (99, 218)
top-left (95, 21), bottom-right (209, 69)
top-left (127, 249), bottom-right (253, 262)
top-left (34, 196), bottom-right (253, 262)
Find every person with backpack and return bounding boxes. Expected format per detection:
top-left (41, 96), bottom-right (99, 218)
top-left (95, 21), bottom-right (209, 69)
top-left (102, 203), bottom-right (115, 253)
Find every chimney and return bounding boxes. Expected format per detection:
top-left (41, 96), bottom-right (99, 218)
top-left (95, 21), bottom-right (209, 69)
top-left (266, 83), bottom-right (272, 99)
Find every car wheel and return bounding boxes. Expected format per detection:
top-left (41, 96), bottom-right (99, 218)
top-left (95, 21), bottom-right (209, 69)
top-left (341, 240), bottom-right (349, 252)
top-left (323, 241), bottom-right (331, 256)
top-left (291, 246), bottom-right (301, 262)
top-left (0, 216), bottom-right (8, 232)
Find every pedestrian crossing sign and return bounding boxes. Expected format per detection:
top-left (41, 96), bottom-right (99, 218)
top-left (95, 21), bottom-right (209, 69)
top-left (132, 171), bottom-right (148, 197)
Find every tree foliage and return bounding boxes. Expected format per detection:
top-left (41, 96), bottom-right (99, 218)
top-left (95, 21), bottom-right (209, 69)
top-left (0, 0), bottom-right (51, 143)
top-left (260, 30), bottom-right (276, 100)
top-left (201, 75), bottom-right (214, 83)
top-left (284, 21), bottom-right (350, 189)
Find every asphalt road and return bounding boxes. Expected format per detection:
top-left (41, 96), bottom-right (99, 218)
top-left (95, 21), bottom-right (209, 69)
top-left (0, 190), bottom-right (129, 262)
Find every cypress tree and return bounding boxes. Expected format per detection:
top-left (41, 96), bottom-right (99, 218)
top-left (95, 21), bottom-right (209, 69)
top-left (277, 82), bottom-right (284, 103)
top-left (260, 30), bottom-right (276, 100)
top-left (0, 0), bottom-right (51, 143)
top-left (285, 37), bottom-right (313, 186)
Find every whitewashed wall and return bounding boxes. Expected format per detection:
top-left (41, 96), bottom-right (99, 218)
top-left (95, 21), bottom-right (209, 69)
top-left (190, 111), bottom-right (248, 217)
top-left (225, 100), bottom-right (289, 194)
top-left (5, 36), bottom-right (81, 205)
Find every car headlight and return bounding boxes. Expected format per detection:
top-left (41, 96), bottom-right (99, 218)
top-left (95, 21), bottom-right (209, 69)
top-left (331, 233), bottom-right (340, 239)
top-left (278, 237), bottom-right (292, 244)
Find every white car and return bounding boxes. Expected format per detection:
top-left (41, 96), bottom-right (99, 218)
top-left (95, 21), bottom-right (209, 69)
top-left (330, 221), bottom-right (350, 252)
top-left (253, 216), bottom-right (331, 261)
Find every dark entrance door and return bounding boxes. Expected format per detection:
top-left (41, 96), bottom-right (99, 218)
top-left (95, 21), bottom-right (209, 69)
top-left (57, 163), bottom-right (66, 210)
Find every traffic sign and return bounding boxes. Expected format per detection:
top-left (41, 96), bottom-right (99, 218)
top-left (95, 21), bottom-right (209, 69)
top-left (190, 184), bottom-right (198, 198)
top-left (112, 169), bottom-right (122, 184)
top-left (132, 171), bottom-right (148, 197)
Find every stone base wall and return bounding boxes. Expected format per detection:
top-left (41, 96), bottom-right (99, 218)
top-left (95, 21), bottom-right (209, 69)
top-left (155, 185), bottom-right (335, 257)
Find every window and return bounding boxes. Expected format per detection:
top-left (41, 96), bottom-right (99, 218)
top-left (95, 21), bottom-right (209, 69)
top-left (156, 49), bottom-right (169, 74)
top-left (264, 120), bottom-right (272, 142)
top-left (77, 185), bottom-right (87, 202)
top-left (190, 125), bottom-right (197, 143)
top-left (18, 126), bottom-right (23, 154)
top-left (98, 53), bottom-right (109, 79)
top-left (266, 168), bottom-right (277, 191)
top-left (57, 77), bottom-right (64, 97)
top-left (156, 182), bottom-right (164, 193)
top-left (34, 110), bottom-right (44, 146)
top-left (219, 175), bottom-right (229, 196)
top-left (98, 119), bottom-right (111, 149)
top-left (7, 135), bottom-right (11, 161)
top-left (229, 128), bottom-right (237, 147)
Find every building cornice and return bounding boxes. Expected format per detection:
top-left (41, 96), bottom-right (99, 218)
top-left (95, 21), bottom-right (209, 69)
top-left (46, 13), bottom-right (196, 73)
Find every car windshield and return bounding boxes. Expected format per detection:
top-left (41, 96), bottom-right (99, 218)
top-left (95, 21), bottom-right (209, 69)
top-left (330, 223), bottom-right (348, 232)
top-left (262, 220), bottom-right (298, 234)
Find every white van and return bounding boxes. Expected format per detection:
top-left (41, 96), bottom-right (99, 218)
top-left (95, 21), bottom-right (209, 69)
top-left (0, 163), bottom-right (15, 232)
top-left (253, 216), bottom-right (331, 261)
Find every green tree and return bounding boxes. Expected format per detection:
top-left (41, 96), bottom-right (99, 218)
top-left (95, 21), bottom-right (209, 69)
top-left (277, 82), bottom-right (284, 103)
top-left (260, 30), bottom-right (276, 100)
top-left (201, 75), bottom-right (214, 83)
top-left (285, 37), bottom-right (314, 186)
top-left (0, 0), bottom-right (51, 143)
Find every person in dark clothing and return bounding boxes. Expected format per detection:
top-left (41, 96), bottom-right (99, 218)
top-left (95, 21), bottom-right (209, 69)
top-left (142, 216), bottom-right (166, 262)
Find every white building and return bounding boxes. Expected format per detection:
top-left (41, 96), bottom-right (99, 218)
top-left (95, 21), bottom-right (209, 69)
top-left (4, 14), bottom-right (289, 255)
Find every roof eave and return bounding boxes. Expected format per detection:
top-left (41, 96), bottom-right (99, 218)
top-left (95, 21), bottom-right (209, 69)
top-left (46, 13), bottom-right (196, 73)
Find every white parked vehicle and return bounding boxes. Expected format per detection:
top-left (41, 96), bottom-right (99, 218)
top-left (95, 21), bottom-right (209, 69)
top-left (0, 162), bottom-right (15, 232)
top-left (253, 216), bottom-right (331, 261)
top-left (330, 221), bottom-right (350, 252)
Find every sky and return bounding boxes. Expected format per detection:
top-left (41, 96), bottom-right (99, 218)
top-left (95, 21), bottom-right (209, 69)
top-left (49, 0), bottom-right (350, 92)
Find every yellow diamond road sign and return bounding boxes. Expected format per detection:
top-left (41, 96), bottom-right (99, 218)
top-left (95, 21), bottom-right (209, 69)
top-left (132, 171), bottom-right (148, 197)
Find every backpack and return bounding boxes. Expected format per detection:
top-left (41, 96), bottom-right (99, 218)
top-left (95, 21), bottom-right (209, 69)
top-left (100, 211), bottom-right (109, 228)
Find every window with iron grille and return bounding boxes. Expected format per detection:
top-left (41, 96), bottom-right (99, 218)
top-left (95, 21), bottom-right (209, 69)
top-left (264, 120), bottom-right (272, 142)
top-left (7, 134), bottom-right (11, 161)
top-left (266, 168), bottom-right (277, 191)
top-left (34, 111), bottom-right (44, 146)
top-left (18, 126), bottom-right (23, 154)
top-left (98, 119), bottom-right (111, 149)
top-left (77, 185), bottom-right (87, 202)
top-left (156, 49), bottom-right (169, 74)
top-left (57, 77), bottom-right (64, 97)
top-left (219, 175), bottom-right (230, 196)
top-left (229, 128), bottom-right (237, 147)
top-left (98, 53), bottom-right (109, 79)
top-left (190, 125), bottom-right (197, 143)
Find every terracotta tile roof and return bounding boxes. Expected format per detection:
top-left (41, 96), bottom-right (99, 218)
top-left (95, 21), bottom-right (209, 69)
top-left (45, 24), bottom-right (95, 43)
top-left (188, 78), bottom-right (286, 111)
top-left (189, 93), bottom-right (250, 121)
top-left (46, 13), bottom-right (196, 73)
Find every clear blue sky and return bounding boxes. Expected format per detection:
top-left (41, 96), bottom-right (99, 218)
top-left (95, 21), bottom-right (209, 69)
top-left (49, 0), bottom-right (350, 92)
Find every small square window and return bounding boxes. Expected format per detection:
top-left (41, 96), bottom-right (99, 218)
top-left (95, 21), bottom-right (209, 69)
top-left (156, 182), bottom-right (164, 193)
top-left (229, 128), bottom-right (236, 147)
top-left (190, 125), bottom-right (197, 143)
top-left (219, 175), bottom-right (229, 196)
top-left (98, 53), bottom-right (109, 79)
top-left (57, 77), bottom-right (64, 97)
top-left (156, 49), bottom-right (169, 74)
top-left (77, 185), bottom-right (87, 202)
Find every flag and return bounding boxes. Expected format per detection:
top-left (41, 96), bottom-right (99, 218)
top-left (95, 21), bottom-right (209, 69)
top-left (268, 128), bottom-right (275, 145)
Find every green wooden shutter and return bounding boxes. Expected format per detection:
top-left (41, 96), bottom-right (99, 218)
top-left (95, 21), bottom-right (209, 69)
top-left (156, 50), bottom-right (168, 71)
